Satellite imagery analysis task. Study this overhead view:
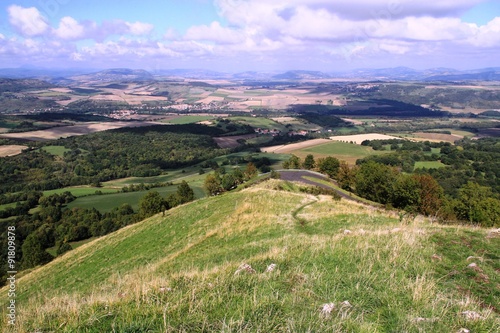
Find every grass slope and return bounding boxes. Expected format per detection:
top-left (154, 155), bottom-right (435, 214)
top-left (0, 181), bottom-right (498, 332)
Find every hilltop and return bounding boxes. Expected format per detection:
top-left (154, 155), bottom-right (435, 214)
top-left (0, 180), bottom-right (499, 332)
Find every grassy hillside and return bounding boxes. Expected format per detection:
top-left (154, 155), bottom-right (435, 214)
top-left (0, 180), bottom-right (498, 332)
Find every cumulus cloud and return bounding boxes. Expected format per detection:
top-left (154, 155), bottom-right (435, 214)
top-left (8, 5), bottom-right (49, 36)
top-left (126, 21), bottom-right (154, 35)
top-left (185, 21), bottom-right (244, 44)
top-left (54, 17), bottom-right (85, 40)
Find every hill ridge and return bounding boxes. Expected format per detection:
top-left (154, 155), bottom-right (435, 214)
top-left (1, 180), bottom-right (498, 332)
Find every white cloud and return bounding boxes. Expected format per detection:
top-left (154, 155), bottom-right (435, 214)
top-left (54, 17), bottom-right (85, 40)
top-left (185, 21), bottom-right (244, 44)
top-left (126, 21), bottom-right (154, 35)
top-left (8, 5), bottom-right (49, 36)
top-left (471, 17), bottom-right (500, 47)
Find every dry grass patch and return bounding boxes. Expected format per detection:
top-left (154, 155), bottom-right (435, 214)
top-left (0, 144), bottom-right (27, 157)
top-left (261, 138), bottom-right (331, 153)
top-left (330, 133), bottom-right (401, 144)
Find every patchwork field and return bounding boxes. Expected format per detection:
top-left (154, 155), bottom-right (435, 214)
top-left (0, 144), bottom-right (28, 157)
top-left (414, 161), bottom-right (447, 170)
top-left (213, 134), bottom-right (258, 148)
top-left (0, 121), bottom-right (161, 141)
top-left (292, 141), bottom-right (390, 164)
top-left (412, 132), bottom-right (462, 143)
top-left (329, 133), bottom-right (402, 144)
top-left (261, 138), bottom-right (331, 153)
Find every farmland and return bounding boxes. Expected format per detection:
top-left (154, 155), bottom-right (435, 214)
top-left (0, 144), bottom-right (27, 157)
top-left (292, 141), bottom-right (389, 164)
top-left (0, 121), bottom-right (161, 141)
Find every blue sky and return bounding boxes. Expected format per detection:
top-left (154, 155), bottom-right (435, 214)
top-left (0, 0), bottom-right (499, 72)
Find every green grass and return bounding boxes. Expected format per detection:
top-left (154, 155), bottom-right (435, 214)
top-left (40, 145), bottom-right (71, 157)
top-left (46, 238), bottom-right (98, 257)
top-left (414, 161), bottom-right (446, 170)
top-left (1, 181), bottom-right (498, 332)
top-left (293, 141), bottom-right (389, 164)
top-left (66, 182), bottom-right (205, 213)
top-left (229, 116), bottom-right (286, 131)
top-left (164, 115), bottom-right (215, 125)
top-left (43, 187), bottom-right (118, 197)
top-left (0, 202), bottom-right (21, 211)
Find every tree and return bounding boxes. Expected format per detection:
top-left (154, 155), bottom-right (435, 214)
top-left (391, 174), bottom-right (420, 212)
top-left (303, 154), bottom-right (315, 170)
top-left (138, 191), bottom-right (166, 218)
top-left (244, 162), bottom-right (258, 180)
top-left (337, 161), bottom-right (356, 191)
top-left (317, 156), bottom-right (340, 179)
top-left (414, 174), bottom-right (443, 216)
top-left (176, 180), bottom-right (194, 204)
top-left (56, 241), bottom-right (73, 256)
top-left (21, 233), bottom-right (54, 269)
top-left (232, 167), bottom-right (244, 184)
top-left (288, 155), bottom-right (301, 169)
top-left (455, 182), bottom-right (500, 226)
top-left (221, 173), bottom-right (236, 191)
top-left (204, 174), bottom-right (221, 196)
top-left (355, 161), bottom-right (397, 204)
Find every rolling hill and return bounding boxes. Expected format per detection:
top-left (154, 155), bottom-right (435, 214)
top-left (0, 180), bottom-right (498, 332)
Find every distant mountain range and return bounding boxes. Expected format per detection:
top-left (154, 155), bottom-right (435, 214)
top-left (0, 66), bottom-right (499, 82)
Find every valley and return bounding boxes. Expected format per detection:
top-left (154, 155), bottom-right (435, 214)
top-left (0, 68), bottom-right (499, 332)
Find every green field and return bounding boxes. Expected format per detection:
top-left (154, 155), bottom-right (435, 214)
top-left (0, 202), bottom-right (21, 211)
top-left (43, 186), bottom-right (118, 197)
top-left (165, 115), bottom-right (215, 124)
top-left (40, 145), bottom-right (71, 157)
top-left (66, 182), bottom-right (205, 213)
top-left (424, 128), bottom-right (476, 137)
top-left (293, 141), bottom-right (389, 164)
top-left (229, 116), bottom-right (286, 131)
top-left (2, 181), bottom-right (498, 332)
top-left (414, 161), bottom-right (447, 170)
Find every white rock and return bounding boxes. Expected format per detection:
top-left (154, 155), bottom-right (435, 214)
top-left (340, 300), bottom-right (352, 308)
top-left (234, 263), bottom-right (256, 275)
top-left (320, 303), bottom-right (336, 315)
top-left (467, 263), bottom-right (478, 268)
top-left (457, 329), bottom-right (470, 333)
top-left (343, 229), bottom-right (352, 235)
top-left (265, 263), bottom-right (277, 273)
top-left (461, 311), bottom-right (482, 320)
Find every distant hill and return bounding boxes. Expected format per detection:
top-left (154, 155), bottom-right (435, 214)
top-left (272, 70), bottom-right (332, 80)
top-left (0, 78), bottom-right (54, 93)
top-left (425, 70), bottom-right (500, 81)
top-left (1, 180), bottom-right (497, 332)
top-left (71, 68), bottom-right (155, 82)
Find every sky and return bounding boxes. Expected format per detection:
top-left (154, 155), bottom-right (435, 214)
top-left (0, 0), bottom-right (499, 72)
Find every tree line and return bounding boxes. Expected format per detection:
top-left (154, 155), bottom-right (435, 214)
top-left (282, 152), bottom-right (499, 227)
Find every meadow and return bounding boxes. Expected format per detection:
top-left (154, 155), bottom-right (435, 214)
top-left (292, 141), bottom-right (389, 164)
top-left (0, 180), bottom-right (497, 332)
top-left (414, 161), bottom-right (447, 170)
top-left (67, 181), bottom-right (205, 213)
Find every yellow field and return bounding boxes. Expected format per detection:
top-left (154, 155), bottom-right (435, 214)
top-left (0, 145), bottom-right (28, 157)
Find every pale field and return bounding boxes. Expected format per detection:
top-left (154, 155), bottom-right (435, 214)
top-left (412, 132), bottom-right (462, 143)
top-left (341, 118), bottom-right (364, 125)
top-left (330, 133), bottom-right (401, 144)
top-left (0, 145), bottom-right (28, 157)
top-left (261, 138), bottom-right (331, 153)
top-left (213, 133), bottom-right (258, 148)
top-left (271, 116), bottom-right (299, 123)
top-left (197, 96), bottom-right (225, 104)
top-left (0, 121), bottom-right (160, 141)
top-left (49, 88), bottom-right (73, 93)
